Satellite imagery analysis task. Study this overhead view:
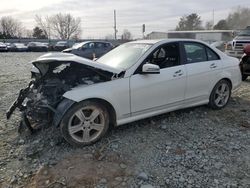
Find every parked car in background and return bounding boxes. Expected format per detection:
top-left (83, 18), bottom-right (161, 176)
top-left (54, 41), bottom-right (69, 51)
top-left (27, 42), bottom-right (48, 52)
top-left (5, 43), bottom-right (12, 51)
top-left (9, 43), bottom-right (28, 52)
top-left (0, 42), bottom-right (8, 52)
top-left (211, 41), bottom-right (225, 52)
top-left (63, 41), bottom-right (114, 59)
top-left (7, 39), bottom-right (241, 147)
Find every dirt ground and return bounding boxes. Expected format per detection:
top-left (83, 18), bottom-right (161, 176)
top-left (0, 52), bottom-right (250, 188)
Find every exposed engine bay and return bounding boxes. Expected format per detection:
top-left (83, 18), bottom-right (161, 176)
top-left (6, 60), bottom-right (120, 131)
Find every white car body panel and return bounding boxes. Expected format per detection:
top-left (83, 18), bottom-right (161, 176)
top-left (184, 59), bottom-right (223, 104)
top-left (130, 65), bottom-right (186, 114)
top-left (60, 39), bottom-right (241, 126)
top-left (63, 78), bottom-right (131, 122)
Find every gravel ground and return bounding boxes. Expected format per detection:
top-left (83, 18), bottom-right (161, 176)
top-left (0, 52), bottom-right (250, 188)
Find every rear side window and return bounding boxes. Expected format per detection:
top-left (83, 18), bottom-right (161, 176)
top-left (184, 42), bottom-right (220, 63)
top-left (206, 47), bottom-right (220, 61)
top-left (96, 42), bottom-right (105, 48)
top-left (104, 43), bottom-right (111, 48)
top-left (184, 43), bottom-right (207, 63)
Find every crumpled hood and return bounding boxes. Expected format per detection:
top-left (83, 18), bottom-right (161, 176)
top-left (31, 52), bottom-right (123, 75)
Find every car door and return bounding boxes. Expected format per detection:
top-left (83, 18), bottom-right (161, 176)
top-left (130, 42), bottom-right (187, 115)
top-left (76, 42), bottom-right (95, 59)
top-left (95, 42), bottom-right (105, 57)
top-left (182, 42), bottom-right (222, 104)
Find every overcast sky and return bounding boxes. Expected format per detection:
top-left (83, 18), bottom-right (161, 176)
top-left (0, 0), bottom-right (250, 39)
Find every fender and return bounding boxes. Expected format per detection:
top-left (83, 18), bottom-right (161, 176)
top-left (53, 98), bottom-right (75, 127)
top-left (62, 78), bottom-right (131, 121)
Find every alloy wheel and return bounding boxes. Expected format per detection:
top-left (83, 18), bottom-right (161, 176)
top-left (214, 83), bottom-right (230, 107)
top-left (68, 106), bottom-right (105, 143)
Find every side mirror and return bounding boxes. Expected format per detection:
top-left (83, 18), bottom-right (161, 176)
top-left (142, 63), bottom-right (160, 74)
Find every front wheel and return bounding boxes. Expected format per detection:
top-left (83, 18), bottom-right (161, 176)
top-left (60, 101), bottom-right (109, 147)
top-left (209, 80), bottom-right (231, 109)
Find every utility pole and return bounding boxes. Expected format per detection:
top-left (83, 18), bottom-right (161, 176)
top-left (212, 9), bottom-right (215, 29)
top-left (114, 10), bottom-right (117, 40)
top-left (142, 24), bottom-right (145, 39)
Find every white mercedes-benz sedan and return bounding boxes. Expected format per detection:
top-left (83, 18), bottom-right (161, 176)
top-left (7, 39), bottom-right (241, 147)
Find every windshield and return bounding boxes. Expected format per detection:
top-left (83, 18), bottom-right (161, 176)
top-left (97, 43), bottom-right (152, 70)
top-left (72, 42), bottom-right (86, 49)
top-left (238, 29), bottom-right (250, 36)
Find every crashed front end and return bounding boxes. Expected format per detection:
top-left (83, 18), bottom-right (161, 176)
top-left (6, 53), bottom-right (121, 132)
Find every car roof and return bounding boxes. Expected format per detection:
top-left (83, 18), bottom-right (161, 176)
top-left (129, 39), bottom-right (209, 45)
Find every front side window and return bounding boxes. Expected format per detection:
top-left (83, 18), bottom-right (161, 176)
top-left (184, 43), bottom-right (207, 63)
top-left (147, 42), bottom-right (180, 69)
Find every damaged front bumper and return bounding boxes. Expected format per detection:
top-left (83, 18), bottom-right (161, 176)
top-left (6, 81), bottom-right (34, 120)
top-left (6, 81), bottom-right (35, 132)
top-left (6, 81), bottom-right (75, 132)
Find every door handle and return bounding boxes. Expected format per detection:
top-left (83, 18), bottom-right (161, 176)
top-left (210, 63), bottom-right (217, 69)
top-left (173, 70), bottom-right (183, 77)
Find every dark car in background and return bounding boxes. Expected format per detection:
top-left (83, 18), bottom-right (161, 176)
top-left (27, 42), bottom-right (48, 52)
top-left (0, 42), bottom-right (8, 52)
top-left (62, 41), bottom-right (114, 59)
top-left (9, 43), bottom-right (28, 52)
top-left (240, 44), bottom-right (250, 81)
top-left (54, 41), bottom-right (69, 51)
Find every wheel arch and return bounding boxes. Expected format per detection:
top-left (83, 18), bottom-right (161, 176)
top-left (220, 77), bottom-right (232, 89)
top-left (53, 97), bottom-right (117, 128)
top-left (208, 77), bottom-right (233, 101)
top-left (85, 98), bottom-right (117, 127)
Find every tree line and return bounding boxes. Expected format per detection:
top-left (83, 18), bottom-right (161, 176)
top-left (176, 7), bottom-right (250, 31)
top-left (0, 13), bottom-right (81, 40)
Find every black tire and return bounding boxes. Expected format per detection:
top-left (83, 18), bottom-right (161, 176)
top-left (242, 74), bottom-right (248, 81)
top-left (60, 100), bottom-right (109, 147)
top-left (208, 79), bottom-right (231, 110)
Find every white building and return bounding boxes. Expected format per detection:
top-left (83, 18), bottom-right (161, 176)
top-left (146, 30), bottom-right (234, 43)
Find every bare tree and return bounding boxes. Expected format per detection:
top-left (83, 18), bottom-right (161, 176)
top-left (35, 13), bottom-right (81, 40)
top-left (205, 21), bottom-right (213, 30)
top-left (50, 13), bottom-right (81, 40)
top-left (0, 16), bottom-right (23, 38)
top-left (24, 29), bottom-right (33, 38)
top-left (121, 29), bottom-right (132, 40)
top-left (35, 15), bottom-right (51, 39)
top-left (105, 34), bottom-right (113, 40)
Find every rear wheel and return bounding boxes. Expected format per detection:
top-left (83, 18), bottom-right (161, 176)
top-left (60, 101), bottom-right (109, 147)
top-left (209, 80), bottom-right (231, 109)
